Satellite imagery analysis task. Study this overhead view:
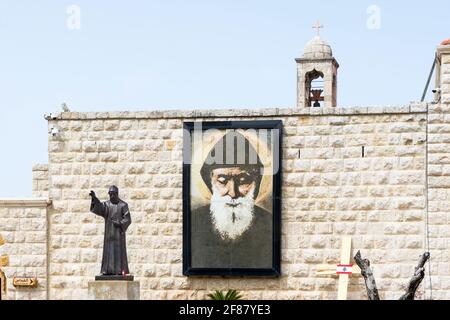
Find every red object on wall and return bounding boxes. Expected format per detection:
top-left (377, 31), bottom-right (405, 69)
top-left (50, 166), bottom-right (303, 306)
top-left (441, 39), bottom-right (450, 45)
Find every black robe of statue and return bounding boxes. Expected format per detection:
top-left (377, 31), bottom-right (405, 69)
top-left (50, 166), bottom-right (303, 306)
top-left (90, 197), bottom-right (131, 275)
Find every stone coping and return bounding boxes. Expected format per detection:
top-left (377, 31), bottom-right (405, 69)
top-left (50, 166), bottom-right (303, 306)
top-left (437, 45), bottom-right (450, 56)
top-left (32, 164), bottom-right (49, 171)
top-left (45, 103), bottom-right (428, 121)
top-left (0, 198), bottom-right (51, 208)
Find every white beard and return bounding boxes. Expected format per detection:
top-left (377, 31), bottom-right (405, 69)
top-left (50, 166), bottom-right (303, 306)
top-left (210, 185), bottom-right (255, 241)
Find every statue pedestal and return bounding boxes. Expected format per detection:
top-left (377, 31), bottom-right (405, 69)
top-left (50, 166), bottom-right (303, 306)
top-left (95, 275), bottom-right (134, 281)
top-left (88, 280), bottom-right (140, 300)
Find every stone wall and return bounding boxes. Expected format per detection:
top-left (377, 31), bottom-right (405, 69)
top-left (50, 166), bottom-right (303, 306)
top-left (44, 104), bottom-right (429, 300)
top-left (32, 164), bottom-right (49, 198)
top-left (426, 45), bottom-right (450, 300)
top-left (0, 199), bottom-right (50, 300)
top-left (436, 46), bottom-right (450, 105)
top-left (3, 44), bottom-right (449, 300)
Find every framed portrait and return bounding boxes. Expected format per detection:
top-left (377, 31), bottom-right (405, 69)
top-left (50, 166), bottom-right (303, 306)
top-left (183, 120), bottom-right (282, 276)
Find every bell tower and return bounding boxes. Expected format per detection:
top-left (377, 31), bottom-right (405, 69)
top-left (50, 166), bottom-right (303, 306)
top-left (296, 22), bottom-right (339, 108)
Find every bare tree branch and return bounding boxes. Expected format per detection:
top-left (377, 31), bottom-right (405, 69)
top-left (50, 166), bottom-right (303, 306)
top-left (354, 251), bottom-right (430, 300)
top-left (399, 252), bottom-right (430, 300)
top-left (354, 250), bottom-right (380, 300)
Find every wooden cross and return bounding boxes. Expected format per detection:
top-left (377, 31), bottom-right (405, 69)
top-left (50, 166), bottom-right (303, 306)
top-left (312, 20), bottom-right (323, 36)
top-left (316, 237), bottom-right (361, 300)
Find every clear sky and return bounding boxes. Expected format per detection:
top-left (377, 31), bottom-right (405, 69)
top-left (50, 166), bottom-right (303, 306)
top-left (0, 0), bottom-right (449, 197)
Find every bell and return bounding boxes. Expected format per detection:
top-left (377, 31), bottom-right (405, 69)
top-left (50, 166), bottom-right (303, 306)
top-left (310, 89), bottom-right (324, 107)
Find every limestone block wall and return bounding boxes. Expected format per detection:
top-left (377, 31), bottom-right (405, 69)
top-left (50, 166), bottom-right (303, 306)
top-left (45, 105), bottom-right (429, 300)
top-left (0, 199), bottom-right (50, 300)
top-left (426, 46), bottom-right (450, 300)
top-left (437, 46), bottom-right (450, 104)
top-left (32, 164), bottom-right (49, 198)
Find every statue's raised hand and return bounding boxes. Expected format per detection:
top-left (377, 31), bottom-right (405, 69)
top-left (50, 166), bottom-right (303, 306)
top-left (89, 190), bottom-right (96, 198)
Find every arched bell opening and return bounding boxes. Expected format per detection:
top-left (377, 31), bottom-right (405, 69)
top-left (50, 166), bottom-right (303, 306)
top-left (305, 69), bottom-right (324, 107)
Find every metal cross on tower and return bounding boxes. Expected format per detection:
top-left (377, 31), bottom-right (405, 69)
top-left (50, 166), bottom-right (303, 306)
top-left (312, 20), bottom-right (323, 36)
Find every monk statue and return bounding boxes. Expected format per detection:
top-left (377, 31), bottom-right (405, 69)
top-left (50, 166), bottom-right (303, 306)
top-left (90, 186), bottom-right (132, 278)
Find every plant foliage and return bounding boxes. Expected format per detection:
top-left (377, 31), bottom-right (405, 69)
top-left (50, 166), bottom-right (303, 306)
top-left (207, 289), bottom-right (243, 300)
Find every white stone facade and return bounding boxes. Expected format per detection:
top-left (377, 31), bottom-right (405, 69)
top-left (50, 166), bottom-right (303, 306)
top-left (0, 198), bottom-right (50, 300)
top-left (0, 45), bottom-right (449, 300)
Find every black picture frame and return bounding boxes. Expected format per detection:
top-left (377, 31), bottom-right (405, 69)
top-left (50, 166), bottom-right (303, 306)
top-left (182, 120), bottom-right (282, 276)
